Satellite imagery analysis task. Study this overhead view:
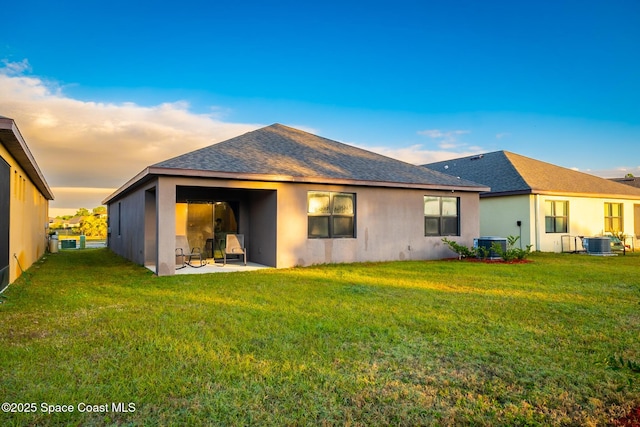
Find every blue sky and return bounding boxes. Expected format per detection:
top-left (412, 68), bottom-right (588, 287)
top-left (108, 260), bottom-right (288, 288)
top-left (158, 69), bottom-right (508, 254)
top-left (1, 0), bottom-right (639, 214)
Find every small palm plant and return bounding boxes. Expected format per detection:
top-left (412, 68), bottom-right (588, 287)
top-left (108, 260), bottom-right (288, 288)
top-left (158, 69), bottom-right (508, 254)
top-left (491, 235), bottom-right (533, 261)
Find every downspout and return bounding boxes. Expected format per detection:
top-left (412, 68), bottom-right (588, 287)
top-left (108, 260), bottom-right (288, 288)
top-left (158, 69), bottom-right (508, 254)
top-left (534, 194), bottom-right (540, 251)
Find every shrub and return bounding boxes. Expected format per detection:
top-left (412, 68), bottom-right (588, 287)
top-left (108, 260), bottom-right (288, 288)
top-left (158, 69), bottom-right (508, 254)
top-left (491, 235), bottom-right (533, 261)
top-left (441, 238), bottom-right (476, 259)
top-left (476, 245), bottom-right (489, 260)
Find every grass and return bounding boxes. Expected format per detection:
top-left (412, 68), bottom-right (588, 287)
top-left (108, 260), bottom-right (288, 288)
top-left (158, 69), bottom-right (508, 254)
top-left (0, 249), bottom-right (638, 426)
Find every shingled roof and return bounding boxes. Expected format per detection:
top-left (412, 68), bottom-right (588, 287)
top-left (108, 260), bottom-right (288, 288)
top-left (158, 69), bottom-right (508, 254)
top-left (610, 177), bottom-right (640, 189)
top-left (424, 150), bottom-right (640, 199)
top-left (151, 123), bottom-right (487, 189)
top-left (107, 124), bottom-right (489, 203)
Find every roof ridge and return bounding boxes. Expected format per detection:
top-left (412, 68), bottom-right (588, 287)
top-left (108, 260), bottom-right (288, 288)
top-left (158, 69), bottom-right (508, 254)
top-left (500, 151), bottom-right (533, 191)
top-left (149, 124), bottom-right (488, 189)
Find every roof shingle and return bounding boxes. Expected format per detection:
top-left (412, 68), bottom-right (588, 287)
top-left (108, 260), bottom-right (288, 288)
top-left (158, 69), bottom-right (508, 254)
top-left (424, 150), bottom-right (640, 199)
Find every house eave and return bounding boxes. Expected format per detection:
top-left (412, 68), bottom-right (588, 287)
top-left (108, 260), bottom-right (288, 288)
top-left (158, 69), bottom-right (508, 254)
top-left (534, 189), bottom-right (640, 200)
top-left (0, 117), bottom-right (54, 200)
top-left (480, 189), bottom-right (531, 198)
top-left (103, 166), bottom-right (489, 204)
top-left (153, 167), bottom-right (490, 191)
top-left (102, 167), bottom-right (153, 205)
top-left (480, 189), bottom-right (640, 200)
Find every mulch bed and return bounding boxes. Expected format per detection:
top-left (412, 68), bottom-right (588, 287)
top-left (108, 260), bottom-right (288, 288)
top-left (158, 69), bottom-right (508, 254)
top-left (444, 257), bottom-right (533, 264)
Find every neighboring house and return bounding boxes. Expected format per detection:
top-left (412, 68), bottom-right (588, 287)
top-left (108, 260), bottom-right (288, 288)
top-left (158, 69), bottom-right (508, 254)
top-left (65, 216), bottom-right (84, 229)
top-left (0, 116), bottom-right (54, 290)
top-left (424, 151), bottom-right (640, 252)
top-left (103, 124), bottom-right (488, 276)
top-left (49, 215), bottom-right (84, 230)
top-left (49, 215), bottom-right (89, 231)
top-left (610, 176), bottom-right (640, 189)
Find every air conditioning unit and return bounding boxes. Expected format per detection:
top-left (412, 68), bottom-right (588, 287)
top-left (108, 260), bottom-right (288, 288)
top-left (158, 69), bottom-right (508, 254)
top-left (583, 237), bottom-right (612, 255)
top-left (474, 236), bottom-right (507, 259)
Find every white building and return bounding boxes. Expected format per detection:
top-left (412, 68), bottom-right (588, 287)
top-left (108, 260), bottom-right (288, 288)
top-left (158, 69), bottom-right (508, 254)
top-left (425, 151), bottom-right (640, 252)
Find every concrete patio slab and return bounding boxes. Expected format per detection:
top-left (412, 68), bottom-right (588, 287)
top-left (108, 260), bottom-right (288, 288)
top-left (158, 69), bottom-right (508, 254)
top-left (145, 259), bottom-right (271, 275)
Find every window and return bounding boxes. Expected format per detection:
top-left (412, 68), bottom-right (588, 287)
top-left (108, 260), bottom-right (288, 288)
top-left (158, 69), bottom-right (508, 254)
top-left (545, 200), bottom-right (568, 233)
top-left (424, 196), bottom-right (459, 236)
top-left (604, 202), bottom-right (623, 232)
top-left (308, 192), bottom-right (355, 238)
top-left (118, 202), bottom-right (122, 236)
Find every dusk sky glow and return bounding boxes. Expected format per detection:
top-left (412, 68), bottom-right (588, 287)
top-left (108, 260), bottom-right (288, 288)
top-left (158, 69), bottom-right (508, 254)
top-left (1, 0), bottom-right (639, 215)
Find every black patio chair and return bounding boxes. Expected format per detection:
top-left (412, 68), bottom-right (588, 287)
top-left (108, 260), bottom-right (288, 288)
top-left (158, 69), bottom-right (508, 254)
top-left (175, 235), bottom-right (206, 268)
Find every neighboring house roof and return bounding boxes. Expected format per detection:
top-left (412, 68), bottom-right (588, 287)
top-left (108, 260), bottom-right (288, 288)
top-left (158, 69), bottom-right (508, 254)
top-left (104, 124), bottom-right (488, 203)
top-left (68, 216), bottom-right (84, 226)
top-left (610, 177), bottom-right (640, 189)
top-left (0, 116), bottom-right (54, 200)
top-left (423, 150), bottom-right (640, 200)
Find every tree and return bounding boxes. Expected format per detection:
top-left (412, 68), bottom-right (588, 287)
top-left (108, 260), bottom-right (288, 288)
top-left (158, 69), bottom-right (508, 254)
top-left (79, 215), bottom-right (107, 237)
top-left (75, 208), bottom-right (91, 217)
top-left (625, 173), bottom-right (635, 178)
top-left (93, 206), bottom-right (107, 215)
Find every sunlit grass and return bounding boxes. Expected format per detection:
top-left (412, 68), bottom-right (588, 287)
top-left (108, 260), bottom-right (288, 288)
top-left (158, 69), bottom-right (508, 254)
top-left (1, 249), bottom-right (638, 425)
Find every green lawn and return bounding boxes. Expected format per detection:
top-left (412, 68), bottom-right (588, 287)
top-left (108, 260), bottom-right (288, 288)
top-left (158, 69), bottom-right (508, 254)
top-left (1, 249), bottom-right (638, 426)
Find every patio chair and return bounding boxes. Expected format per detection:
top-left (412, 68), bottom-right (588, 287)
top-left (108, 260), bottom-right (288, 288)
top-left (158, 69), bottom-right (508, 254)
top-left (176, 235), bottom-right (206, 268)
top-left (223, 234), bottom-right (247, 266)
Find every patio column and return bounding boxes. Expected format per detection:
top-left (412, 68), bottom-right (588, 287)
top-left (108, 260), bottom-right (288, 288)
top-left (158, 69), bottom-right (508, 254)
top-left (156, 178), bottom-right (176, 276)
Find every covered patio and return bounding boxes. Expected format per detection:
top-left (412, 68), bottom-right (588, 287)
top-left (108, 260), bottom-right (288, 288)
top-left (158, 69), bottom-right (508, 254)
top-left (139, 182), bottom-right (278, 276)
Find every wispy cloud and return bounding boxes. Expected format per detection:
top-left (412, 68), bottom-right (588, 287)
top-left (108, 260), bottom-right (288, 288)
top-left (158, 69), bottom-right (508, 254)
top-left (372, 128), bottom-right (482, 164)
top-left (568, 165), bottom-right (640, 179)
top-left (583, 166), bottom-right (640, 179)
top-left (0, 60), bottom-right (260, 210)
top-left (495, 132), bottom-right (511, 139)
top-left (417, 129), bottom-right (470, 150)
top-left (352, 143), bottom-right (483, 166)
top-left (1, 58), bottom-right (32, 75)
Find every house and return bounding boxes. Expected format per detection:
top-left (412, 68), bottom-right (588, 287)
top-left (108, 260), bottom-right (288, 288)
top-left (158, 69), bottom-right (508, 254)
top-left (50, 215), bottom-right (83, 230)
top-left (610, 176), bottom-right (640, 189)
top-left (0, 116), bottom-right (54, 290)
top-left (65, 216), bottom-right (84, 229)
top-left (424, 151), bottom-right (640, 252)
top-left (103, 124), bottom-right (488, 276)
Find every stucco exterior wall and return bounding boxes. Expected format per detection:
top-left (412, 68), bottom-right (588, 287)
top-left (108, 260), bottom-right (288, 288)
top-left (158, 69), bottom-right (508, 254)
top-left (536, 194), bottom-right (640, 252)
top-left (0, 144), bottom-right (49, 284)
top-left (480, 195), bottom-right (533, 248)
top-left (107, 180), bottom-right (152, 266)
top-left (107, 176), bottom-right (482, 275)
top-left (277, 183), bottom-right (480, 267)
top-left (479, 193), bottom-right (640, 252)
